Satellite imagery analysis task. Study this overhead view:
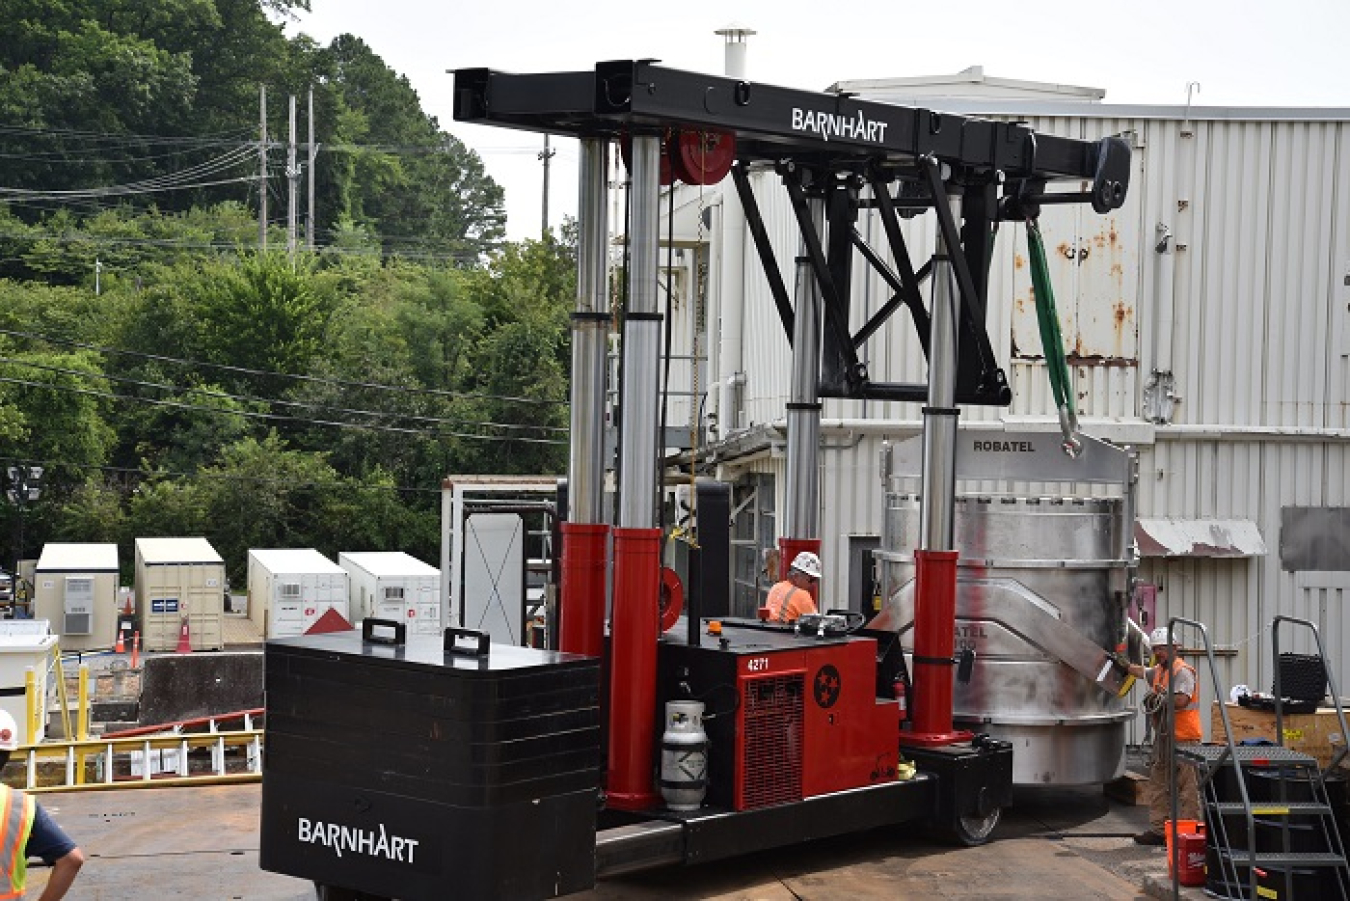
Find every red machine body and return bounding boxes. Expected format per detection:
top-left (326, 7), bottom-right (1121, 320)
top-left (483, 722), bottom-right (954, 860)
top-left (660, 624), bottom-right (899, 812)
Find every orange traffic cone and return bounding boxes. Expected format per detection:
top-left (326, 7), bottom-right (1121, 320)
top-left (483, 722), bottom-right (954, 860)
top-left (115, 628), bottom-right (125, 654)
top-left (176, 617), bottom-right (192, 654)
top-left (131, 631), bottom-right (140, 669)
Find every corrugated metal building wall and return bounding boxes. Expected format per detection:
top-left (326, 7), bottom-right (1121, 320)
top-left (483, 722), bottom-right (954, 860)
top-left (657, 84), bottom-right (1350, 731)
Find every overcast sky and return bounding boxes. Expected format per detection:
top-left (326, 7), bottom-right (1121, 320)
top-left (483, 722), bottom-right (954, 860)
top-left (290, 0), bottom-right (1350, 243)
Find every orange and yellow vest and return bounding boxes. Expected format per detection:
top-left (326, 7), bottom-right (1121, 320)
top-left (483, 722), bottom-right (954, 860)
top-left (1152, 657), bottom-right (1203, 742)
top-left (765, 580), bottom-right (817, 623)
top-left (0, 784), bottom-right (36, 898)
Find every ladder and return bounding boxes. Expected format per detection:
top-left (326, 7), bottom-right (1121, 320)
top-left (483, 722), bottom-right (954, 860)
top-left (1172, 614), bottom-right (1350, 900)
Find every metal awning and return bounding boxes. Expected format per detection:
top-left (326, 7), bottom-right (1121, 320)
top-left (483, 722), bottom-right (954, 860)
top-left (1135, 518), bottom-right (1267, 558)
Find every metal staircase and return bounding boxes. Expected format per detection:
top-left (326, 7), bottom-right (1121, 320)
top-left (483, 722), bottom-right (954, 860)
top-left (1170, 614), bottom-right (1350, 900)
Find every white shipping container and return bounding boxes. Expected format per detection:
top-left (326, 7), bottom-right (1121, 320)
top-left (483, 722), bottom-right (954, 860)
top-left (247, 549), bottom-right (351, 639)
top-left (339, 552), bottom-right (440, 637)
top-left (0, 621), bottom-right (57, 745)
top-left (33, 543), bottom-right (120, 651)
top-left (134, 538), bottom-right (226, 651)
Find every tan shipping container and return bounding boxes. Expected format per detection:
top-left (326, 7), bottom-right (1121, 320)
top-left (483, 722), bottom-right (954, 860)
top-left (134, 538), bottom-right (226, 651)
top-left (33, 543), bottom-right (120, 652)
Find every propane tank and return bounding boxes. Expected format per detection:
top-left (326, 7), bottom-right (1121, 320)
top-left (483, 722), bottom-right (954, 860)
top-left (659, 700), bottom-right (709, 811)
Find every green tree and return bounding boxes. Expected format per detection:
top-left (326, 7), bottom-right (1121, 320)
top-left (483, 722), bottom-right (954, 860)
top-left (126, 477), bottom-right (208, 541)
top-left (0, 348), bottom-right (115, 491)
top-left (308, 467), bottom-right (437, 563)
top-left (126, 382), bottom-right (257, 476)
top-left (394, 267), bottom-right (482, 391)
top-left (197, 432), bottom-right (342, 574)
top-left (189, 252), bottom-right (335, 378)
top-left (50, 477), bottom-right (127, 544)
top-left (311, 35), bottom-right (505, 259)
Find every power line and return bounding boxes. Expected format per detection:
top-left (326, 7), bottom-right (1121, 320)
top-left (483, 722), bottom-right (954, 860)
top-left (0, 147), bottom-right (259, 202)
top-left (0, 140), bottom-right (257, 166)
top-left (0, 228), bottom-right (482, 263)
top-left (0, 328), bottom-right (569, 408)
top-left (0, 124), bottom-right (503, 158)
top-left (0, 375), bottom-right (568, 446)
top-left (0, 124), bottom-right (257, 148)
top-left (0, 454), bottom-right (439, 496)
top-left (0, 174), bottom-right (260, 204)
top-left (0, 354), bottom-right (567, 435)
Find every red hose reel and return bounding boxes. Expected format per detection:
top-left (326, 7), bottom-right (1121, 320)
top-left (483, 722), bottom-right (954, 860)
top-left (620, 128), bottom-right (736, 186)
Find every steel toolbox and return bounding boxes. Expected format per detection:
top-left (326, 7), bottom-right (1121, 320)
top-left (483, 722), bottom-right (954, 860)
top-left (260, 621), bottom-right (601, 900)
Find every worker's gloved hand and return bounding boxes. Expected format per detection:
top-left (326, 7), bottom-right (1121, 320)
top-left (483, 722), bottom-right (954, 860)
top-left (1110, 651), bottom-right (1132, 672)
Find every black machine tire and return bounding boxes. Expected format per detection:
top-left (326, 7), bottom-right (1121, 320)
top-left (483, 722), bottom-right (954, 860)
top-left (949, 806), bottom-right (1001, 847)
top-left (314, 883), bottom-right (392, 901)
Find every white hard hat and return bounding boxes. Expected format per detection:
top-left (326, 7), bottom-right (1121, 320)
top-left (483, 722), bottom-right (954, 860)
top-left (0, 710), bottom-right (18, 752)
top-left (790, 552), bottom-right (822, 579)
top-left (1150, 626), bottom-right (1175, 647)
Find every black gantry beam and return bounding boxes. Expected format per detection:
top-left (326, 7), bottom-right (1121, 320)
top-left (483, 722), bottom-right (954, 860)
top-left (454, 60), bottom-right (1131, 203)
top-left (454, 60), bottom-right (1126, 409)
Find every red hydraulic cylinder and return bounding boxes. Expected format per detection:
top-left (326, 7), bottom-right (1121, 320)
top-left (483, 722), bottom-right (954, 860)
top-left (900, 549), bottom-right (972, 747)
top-left (606, 526), bottom-right (662, 811)
top-left (558, 522), bottom-right (609, 658)
top-left (778, 537), bottom-right (822, 603)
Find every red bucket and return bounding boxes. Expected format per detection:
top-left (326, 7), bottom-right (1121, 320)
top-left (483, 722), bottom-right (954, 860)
top-left (1164, 819), bottom-right (1206, 887)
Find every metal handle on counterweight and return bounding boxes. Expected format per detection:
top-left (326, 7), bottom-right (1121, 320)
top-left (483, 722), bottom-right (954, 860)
top-left (362, 617), bottom-right (406, 646)
top-left (444, 627), bottom-right (490, 658)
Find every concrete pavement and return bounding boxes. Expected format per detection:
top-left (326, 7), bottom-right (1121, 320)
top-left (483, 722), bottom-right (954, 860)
top-left (22, 782), bottom-right (1207, 900)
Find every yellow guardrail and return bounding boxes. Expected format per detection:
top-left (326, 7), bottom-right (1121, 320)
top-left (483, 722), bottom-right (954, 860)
top-left (14, 729), bottom-right (263, 793)
top-left (10, 640), bottom-right (265, 793)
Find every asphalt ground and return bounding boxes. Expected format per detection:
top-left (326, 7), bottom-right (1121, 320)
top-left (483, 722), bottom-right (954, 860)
top-left (23, 782), bottom-right (1205, 900)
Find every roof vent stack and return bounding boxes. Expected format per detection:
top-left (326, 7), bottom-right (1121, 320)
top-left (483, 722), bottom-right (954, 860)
top-left (714, 24), bottom-right (756, 79)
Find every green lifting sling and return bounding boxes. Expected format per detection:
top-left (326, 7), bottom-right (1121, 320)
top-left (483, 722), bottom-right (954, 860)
top-left (1025, 219), bottom-right (1081, 456)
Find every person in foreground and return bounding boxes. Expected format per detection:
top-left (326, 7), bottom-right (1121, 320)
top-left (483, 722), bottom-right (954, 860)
top-left (763, 551), bottom-right (822, 624)
top-left (0, 709), bottom-right (84, 899)
top-left (1121, 627), bottom-right (1202, 846)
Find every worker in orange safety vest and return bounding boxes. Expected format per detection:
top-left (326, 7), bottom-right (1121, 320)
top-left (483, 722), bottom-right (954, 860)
top-left (0, 709), bottom-right (84, 899)
top-left (762, 552), bottom-right (822, 624)
top-left (1121, 626), bottom-right (1202, 846)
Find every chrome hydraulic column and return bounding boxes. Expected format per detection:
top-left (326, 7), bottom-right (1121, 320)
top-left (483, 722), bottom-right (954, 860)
top-left (919, 190), bottom-right (961, 552)
top-left (617, 136), bottom-right (662, 529)
top-left (780, 197), bottom-right (824, 589)
top-left (568, 138), bottom-right (610, 524)
top-left (560, 138), bottom-right (611, 659)
top-left (905, 178), bottom-right (970, 746)
top-left (608, 134), bottom-right (662, 810)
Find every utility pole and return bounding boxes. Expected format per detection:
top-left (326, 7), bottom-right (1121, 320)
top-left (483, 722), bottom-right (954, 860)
top-left (539, 134), bottom-right (556, 240)
top-left (259, 85), bottom-right (268, 249)
top-left (287, 94), bottom-right (298, 261)
top-left (5, 464), bottom-right (42, 577)
top-left (307, 86), bottom-right (317, 252)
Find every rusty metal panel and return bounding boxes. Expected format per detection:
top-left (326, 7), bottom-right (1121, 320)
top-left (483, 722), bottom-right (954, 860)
top-left (1002, 116), bottom-right (1142, 368)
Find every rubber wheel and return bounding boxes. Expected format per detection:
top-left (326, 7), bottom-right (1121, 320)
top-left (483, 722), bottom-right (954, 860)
top-left (949, 806), bottom-right (1001, 847)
